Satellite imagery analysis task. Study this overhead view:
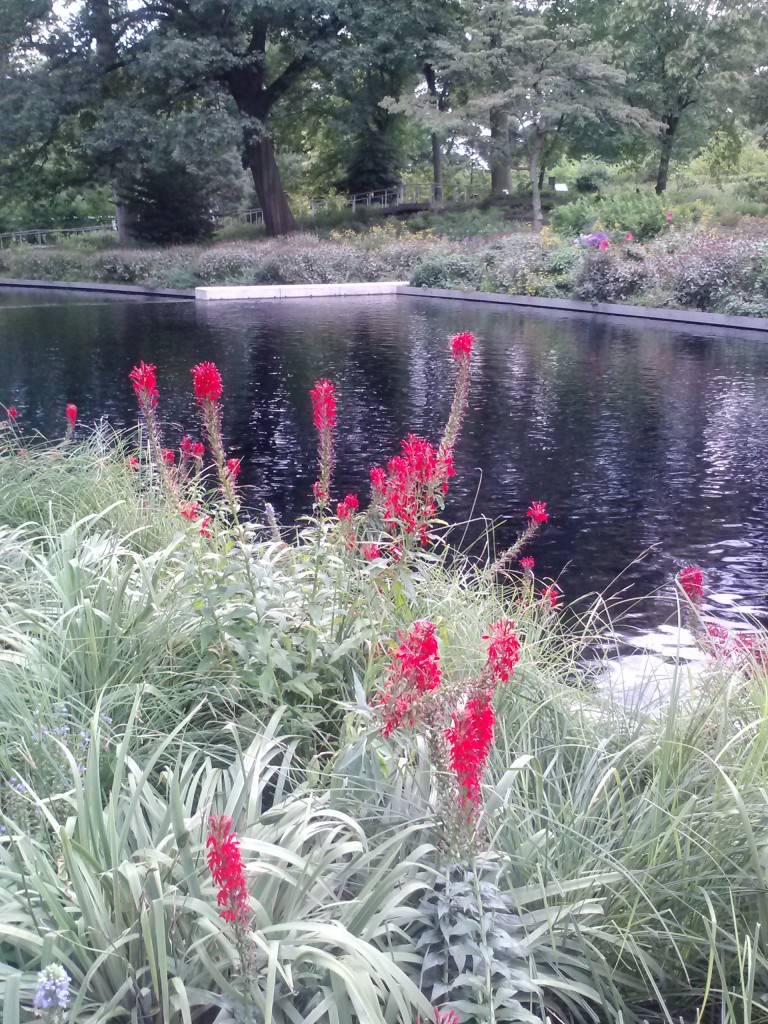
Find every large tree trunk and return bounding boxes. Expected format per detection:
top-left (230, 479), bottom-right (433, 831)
top-left (243, 122), bottom-right (297, 237)
top-left (489, 109), bottom-right (511, 194)
top-left (528, 135), bottom-right (545, 233)
top-left (655, 115), bottom-right (679, 194)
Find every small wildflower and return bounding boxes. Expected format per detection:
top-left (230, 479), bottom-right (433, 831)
top-left (679, 566), bottom-right (704, 603)
top-left (541, 583), bottom-right (561, 609)
top-left (180, 501), bottom-right (200, 521)
top-left (7, 406), bottom-right (18, 420)
top-left (362, 542), bottom-right (382, 560)
top-left (450, 332), bottom-right (474, 360)
top-left (520, 556), bottom-right (535, 571)
top-left (666, 211), bottom-right (674, 221)
top-left (126, 455), bottom-right (139, 469)
top-left (199, 515), bottom-right (212, 538)
top-left (527, 501), bottom-right (548, 524)
top-left (191, 362), bottom-right (223, 403)
top-left (162, 448), bottom-right (175, 465)
top-left (192, 441), bottom-right (205, 459)
top-left (65, 404), bottom-right (77, 427)
top-left (598, 238), bottom-right (610, 251)
top-left (33, 963), bottom-right (71, 1020)
top-left (226, 457), bottom-right (241, 479)
top-left (206, 814), bottom-right (251, 926)
top-left (624, 232), bottom-right (634, 241)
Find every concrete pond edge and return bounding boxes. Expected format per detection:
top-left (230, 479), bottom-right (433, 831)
top-left (2, 276), bottom-right (767, 333)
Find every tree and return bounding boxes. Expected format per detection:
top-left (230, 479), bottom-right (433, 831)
top-left (610, 0), bottom-right (759, 193)
top-left (439, 1), bottom-right (657, 229)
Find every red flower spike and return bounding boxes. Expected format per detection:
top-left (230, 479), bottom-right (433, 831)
top-left (435, 1009), bottom-right (460, 1024)
top-left (520, 556), bottom-right (534, 570)
top-left (370, 466), bottom-right (386, 493)
top-left (7, 406), bottom-right (18, 420)
top-left (192, 441), bottom-right (205, 459)
top-left (445, 695), bottom-right (495, 808)
top-left (376, 621), bottom-right (442, 737)
top-left (541, 584), bottom-right (561, 609)
top-left (679, 566), bottom-right (704, 603)
top-left (162, 448), bottom-right (175, 465)
top-left (180, 436), bottom-right (193, 458)
top-left (180, 502), bottom-right (200, 521)
top-left (191, 362), bottom-right (223, 404)
top-left (483, 619), bottom-right (520, 685)
top-left (336, 493), bottom-right (359, 520)
top-left (310, 379), bottom-right (336, 432)
top-left (226, 457), bottom-right (241, 479)
top-left (129, 362), bottom-right (158, 408)
top-left (206, 815), bottom-right (251, 927)
top-left (362, 542), bottom-right (382, 561)
top-left (65, 404), bottom-right (77, 427)
top-left (450, 332), bottom-right (474, 360)
top-left (199, 516), bottom-right (212, 538)
top-left (527, 501), bottom-right (548, 524)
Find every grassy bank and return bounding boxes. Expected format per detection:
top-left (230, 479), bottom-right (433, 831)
top-left (1, 340), bottom-right (768, 1023)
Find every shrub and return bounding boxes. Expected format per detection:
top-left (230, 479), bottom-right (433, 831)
top-left (569, 249), bottom-right (651, 303)
top-left (410, 250), bottom-right (487, 290)
top-left (551, 190), bottom-right (672, 242)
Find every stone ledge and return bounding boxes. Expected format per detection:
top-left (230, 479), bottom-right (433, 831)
top-left (0, 277), bottom-right (195, 299)
top-left (195, 281), bottom-right (408, 301)
top-left (396, 286), bottom-right (768, 333)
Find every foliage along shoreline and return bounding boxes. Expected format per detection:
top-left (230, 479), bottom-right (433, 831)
top-left (2, 211), bottom-right (768, 319)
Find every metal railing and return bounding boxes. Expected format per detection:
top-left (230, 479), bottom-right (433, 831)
top-left (239, 183), bottom-right (488, 225)
top-left (2, 182), bottom-right (489, 243)
top-left (0, 223), bottom-right (116, 248)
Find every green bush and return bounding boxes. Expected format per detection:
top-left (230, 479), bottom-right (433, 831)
top-left (551, 190), bottom-right (672, 241)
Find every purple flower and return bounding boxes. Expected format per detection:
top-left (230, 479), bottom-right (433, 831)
top-left (33, 963), bottom-right (71, 1020)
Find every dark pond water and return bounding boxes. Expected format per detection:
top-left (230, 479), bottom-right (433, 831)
top-left (2, 286), bottom-right (767, 636)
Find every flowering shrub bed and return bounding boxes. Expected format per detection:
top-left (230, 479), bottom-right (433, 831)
top-left (1, 221), bottom-right (767, 317)
top-left (1, 331), bottom-right (768, 1024)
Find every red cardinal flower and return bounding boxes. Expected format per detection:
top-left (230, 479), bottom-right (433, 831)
top-left (520, 556), bottom-right (534, 571)
top-left (445, 695), bottom-right (495, 808)
top-left (226, 457), bottom-right (241, 479)
top-left (376, 620), bottom-right (442, 737)
top-left (206, 815), bottom-right (251, 926)
top-left (370, 466), bottom-right (386, 493)
top-left (162, 448), bottom-right (175, 465)
top-left (65, 404), bottom-right (77, 427)
top-left (310, 378), bottom-right (336, 432)
top-left (191, 362), bottom-right (223, 404)
top-left (199, 516), bottom-right (212, 538)
top-left (483, 619), bottom-right (520, 686)
top-left (527, 501), bottom-right (548, 524)
top-left (129, 362), bottom-right (158, 408)
top-left (450, 332), bottom-right (474, 360)
top-left (541, 584), bottom-right (561, 608)
top-left (7, 406), bottom-right (18, 420)
top-left (362, 542), bottom-right (382, 561)
top-left (679, 566), bottom-right (704, 603)
top-left (180, 502), bottom-right (200, 521)
top-left (336, 493), bottom-right (358, 520)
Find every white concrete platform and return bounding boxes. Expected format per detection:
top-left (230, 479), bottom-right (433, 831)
top-left (195, 281), bottom-right (408, 301)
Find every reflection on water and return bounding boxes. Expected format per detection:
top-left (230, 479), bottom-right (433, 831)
top-left (1, 287), bottom-right (767, 647)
